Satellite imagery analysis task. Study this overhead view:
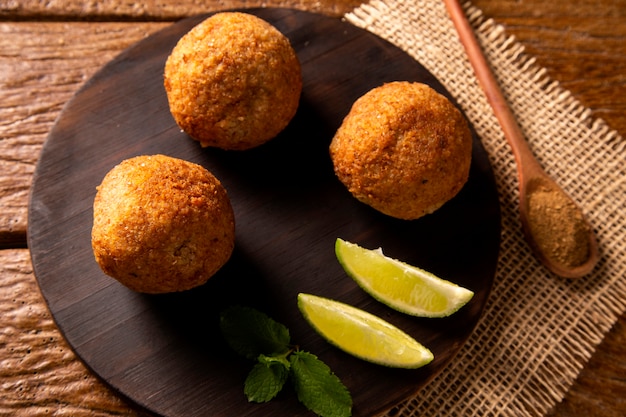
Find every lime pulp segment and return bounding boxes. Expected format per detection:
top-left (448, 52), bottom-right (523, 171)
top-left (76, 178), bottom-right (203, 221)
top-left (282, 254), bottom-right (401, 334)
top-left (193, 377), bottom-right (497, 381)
top-left (297, 293), bottom-right (434, 369)
top-left (335, 238), bottom-right (474, 317)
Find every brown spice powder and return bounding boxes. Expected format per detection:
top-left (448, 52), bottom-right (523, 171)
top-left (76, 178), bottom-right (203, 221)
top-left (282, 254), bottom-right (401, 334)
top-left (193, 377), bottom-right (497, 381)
top-left (527, 185), bottom-right (590, 268)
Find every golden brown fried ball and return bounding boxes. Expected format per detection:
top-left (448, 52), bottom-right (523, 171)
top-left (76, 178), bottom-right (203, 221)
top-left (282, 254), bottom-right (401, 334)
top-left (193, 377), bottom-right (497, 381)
top-left (91, 154), bottom-right (235, 293)
top-left (164, 12), bottom-right (302, 150)
top-left (329, 82), bottom-right (472, 220)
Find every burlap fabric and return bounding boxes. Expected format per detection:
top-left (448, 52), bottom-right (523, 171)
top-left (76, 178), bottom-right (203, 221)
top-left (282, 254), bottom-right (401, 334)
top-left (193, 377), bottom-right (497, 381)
top-left (344, 0), bottom-right (626, 416)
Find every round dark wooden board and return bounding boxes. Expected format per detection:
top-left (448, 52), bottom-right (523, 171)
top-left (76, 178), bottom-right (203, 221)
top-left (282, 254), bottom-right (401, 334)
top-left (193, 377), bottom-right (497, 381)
top-left (28, 8), bottom-right (501, 417)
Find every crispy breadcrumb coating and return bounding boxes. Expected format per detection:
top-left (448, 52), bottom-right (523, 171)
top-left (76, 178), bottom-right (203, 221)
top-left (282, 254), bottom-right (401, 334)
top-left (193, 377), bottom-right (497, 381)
top-left (91, 155), bottom-right (235, 293)
top-left (330, 82), bottom-right (472, 220)
top-left (164, 12), bottom-right (302, 150)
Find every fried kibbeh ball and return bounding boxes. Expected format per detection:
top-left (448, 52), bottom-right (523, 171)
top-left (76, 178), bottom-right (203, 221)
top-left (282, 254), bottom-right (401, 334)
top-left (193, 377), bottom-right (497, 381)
top-left (164, 12), bottom-right (302, 150)
top-left (91, 155), bottom-right (235, 294)
top-left (329, 82), bottom-right (472, 220)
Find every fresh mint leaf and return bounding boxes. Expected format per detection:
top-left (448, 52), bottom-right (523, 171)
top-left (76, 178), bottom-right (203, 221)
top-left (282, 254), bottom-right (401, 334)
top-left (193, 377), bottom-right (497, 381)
top-left (290, 351), bottom-right (352, 417)
top-left (244, 355), bottom-right (290, 403)
top-left (220, 306), bottom-right (291, 360)
top-left (220, 306), bottom-right (353, 416)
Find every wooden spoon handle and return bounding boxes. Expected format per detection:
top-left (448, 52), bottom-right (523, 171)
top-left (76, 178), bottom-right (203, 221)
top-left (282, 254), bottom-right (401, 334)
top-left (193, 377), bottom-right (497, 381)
top-left (443, 0), bottom-right (541, 177)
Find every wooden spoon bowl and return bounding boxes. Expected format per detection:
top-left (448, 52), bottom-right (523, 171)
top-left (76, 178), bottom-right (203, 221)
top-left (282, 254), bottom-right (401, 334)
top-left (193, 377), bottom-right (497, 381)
top-left (518, 163), bottom-right (599, 278)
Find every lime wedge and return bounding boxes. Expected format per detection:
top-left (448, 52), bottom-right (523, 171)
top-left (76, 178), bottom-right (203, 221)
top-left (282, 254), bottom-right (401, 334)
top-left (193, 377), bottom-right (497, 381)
top-left (297, 293), bottom-right (434, 369)
top-left (335, 238), bottom-right (474, 318)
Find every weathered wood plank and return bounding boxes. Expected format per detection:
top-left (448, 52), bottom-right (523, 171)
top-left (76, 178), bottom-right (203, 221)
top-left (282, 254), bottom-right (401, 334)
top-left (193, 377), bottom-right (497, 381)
top-left (470, 0), bottom-right (623, 19)
top-left (472, 0), bottom-right (626, 135)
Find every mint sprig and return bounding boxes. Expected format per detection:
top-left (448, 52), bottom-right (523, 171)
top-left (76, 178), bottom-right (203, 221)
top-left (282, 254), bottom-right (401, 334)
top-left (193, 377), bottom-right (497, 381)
top-left (220, 306), bottom-right (352, 417)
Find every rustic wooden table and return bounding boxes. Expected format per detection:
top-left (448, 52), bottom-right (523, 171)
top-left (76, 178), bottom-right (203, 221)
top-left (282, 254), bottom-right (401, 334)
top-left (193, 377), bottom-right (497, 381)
top-left (1, 0), bottom-right (624, 416)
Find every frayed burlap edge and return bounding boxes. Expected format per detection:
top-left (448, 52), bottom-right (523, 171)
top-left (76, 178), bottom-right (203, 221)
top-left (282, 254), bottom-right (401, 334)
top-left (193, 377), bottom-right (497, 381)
top-left (345, 1), bottom-right (626, 416)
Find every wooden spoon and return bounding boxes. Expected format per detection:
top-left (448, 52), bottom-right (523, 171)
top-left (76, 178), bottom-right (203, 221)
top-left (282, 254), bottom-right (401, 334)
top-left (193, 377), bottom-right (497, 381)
top-left (443, 0), bottom-right (599, 278)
